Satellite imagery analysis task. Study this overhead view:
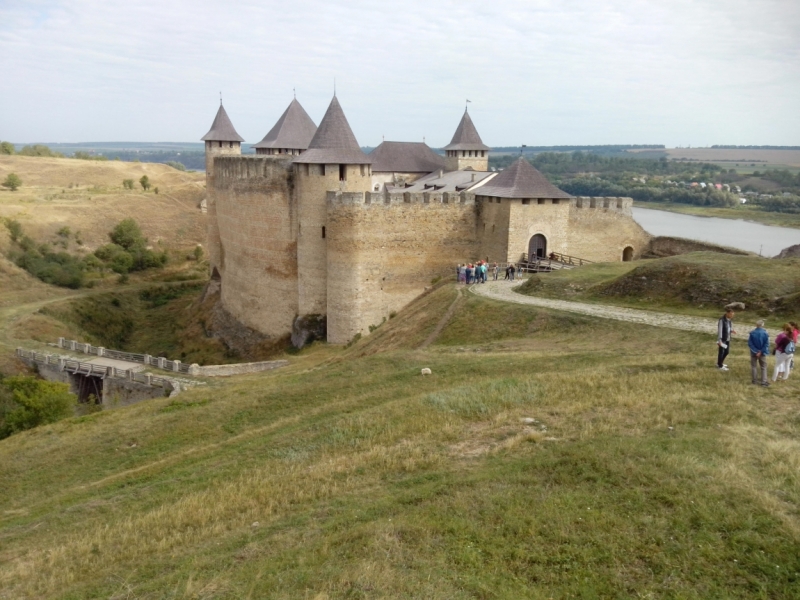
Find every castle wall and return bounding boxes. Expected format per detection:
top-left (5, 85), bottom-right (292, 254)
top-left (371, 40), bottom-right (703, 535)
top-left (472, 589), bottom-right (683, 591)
top-left (213, 156), bottom-right (298, 337)
top-left (476, 196), bottom-right (511, 262)
top-left (326, 191), bottom-right (478, 344)
top-left (566, 197), bottom-right (650, 261)
top-left (205, 141), bottom-right (241, 183)
top-left (295, 163), bottom-right (371, 317)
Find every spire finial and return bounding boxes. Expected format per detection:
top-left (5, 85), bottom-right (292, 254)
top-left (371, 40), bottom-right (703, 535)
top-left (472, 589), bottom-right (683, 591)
top-left (334, 78), bottom-right (336, 97)
top-left (465, 98), bottom-right (471, 111)
top-left (293, 87), bottom-right (296, 99)
top-left (220, 91), bottom-right (222, 105)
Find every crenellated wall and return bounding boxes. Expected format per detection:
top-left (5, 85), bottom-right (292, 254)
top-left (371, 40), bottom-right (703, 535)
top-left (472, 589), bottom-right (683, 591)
top-left (326, 190), bottom-right (478, 344)
top-left (213, 155), bottom-right (298, 337)
top-left (566, 197), bottom-right (650, 261)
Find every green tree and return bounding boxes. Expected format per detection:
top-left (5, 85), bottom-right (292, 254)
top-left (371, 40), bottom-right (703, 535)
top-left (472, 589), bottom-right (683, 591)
top-left (109, 218), bottom-right (145, 250)
top-left (0, 141), bottom-right (15, 155)
top-left (193, 245), bottom-right (204, 261)
top-left (139, 175), bottom-right (151, 191)
top-left (0, 376), bottom-right (74, 439)
top-left (2, 173), bottom-right (22, 191)
top-left (122, 179), bottom-right (134, 190)
top-left (18, 144), bottom-right (63, 158)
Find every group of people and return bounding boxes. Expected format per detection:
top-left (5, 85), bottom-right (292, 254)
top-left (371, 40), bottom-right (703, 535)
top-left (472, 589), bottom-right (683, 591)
top-left (456, 262), bottom-right (518, 284)
top-left (716, 309), bottom-right (798, 386)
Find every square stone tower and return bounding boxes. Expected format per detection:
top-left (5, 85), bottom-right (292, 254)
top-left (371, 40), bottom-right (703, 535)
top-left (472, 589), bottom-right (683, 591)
top-left (443, 109), bottom-right (490, 172)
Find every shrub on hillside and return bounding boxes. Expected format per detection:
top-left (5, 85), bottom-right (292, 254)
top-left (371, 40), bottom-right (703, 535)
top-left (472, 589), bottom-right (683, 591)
top-left (73, 151), bottom-right (108, 161)
top-left (0, 375), bottom-right (75, 439)
top-left (165, 161), bottom-right (186, 171)
top-left (4, 218), bottom-right (23, 241)
top-left (122, 179), bottom-right (135, 190)
top-left (13, 247), bottom-right (86, 288)
top-left (2, 173), bottom-right (22, 191)
top-left (18, 144), bottom-right (63, 158)
top-left (94, 219), bottom-right (167, 274)
top-left (139, 175), bottom-right (151, 191)
top-left (0, 141), bottom-right (15, 155)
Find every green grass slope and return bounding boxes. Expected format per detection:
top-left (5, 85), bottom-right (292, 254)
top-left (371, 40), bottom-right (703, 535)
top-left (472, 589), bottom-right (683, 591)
top-left (519, 252), bottom-right (800, 320)
top-left (1, 285), bottom-right (799, 598)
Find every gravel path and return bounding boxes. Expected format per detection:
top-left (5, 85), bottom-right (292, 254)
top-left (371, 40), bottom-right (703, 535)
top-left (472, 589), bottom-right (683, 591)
top-left (471, 280), bottom-right (778, 338)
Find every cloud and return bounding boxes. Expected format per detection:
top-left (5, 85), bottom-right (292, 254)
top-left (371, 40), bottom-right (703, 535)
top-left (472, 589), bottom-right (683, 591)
top-left (1, 0), bottom-right (798, 145)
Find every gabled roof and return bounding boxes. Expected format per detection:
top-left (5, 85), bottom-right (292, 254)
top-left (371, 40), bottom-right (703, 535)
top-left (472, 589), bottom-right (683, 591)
top-left (475, 157), bottom-right (573, 199)
top-left (370, 141), bottom-right (445, 173)
top-left (395, 169), bottom-right (495, 193)
top-left (201, 103), bottom-right (244, 142)
top-left (293, 96), bottom-right (371, 164)
top-left (252, 99), bottom-right (317, 150)
top-left (443, 109), bottom-right (490, 151)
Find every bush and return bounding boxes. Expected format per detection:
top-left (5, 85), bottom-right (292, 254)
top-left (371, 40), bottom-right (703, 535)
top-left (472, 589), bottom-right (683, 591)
top-left (4, 219), bottom-right (22, 242)
top-left (0, 375), bottom-right (74, 439)
top-left (139, 175), bottom-right (151, 191)
top-left (0, 141), bottom-right (14, 155)
top-left (18, 144), bottom-right (63, 158)
top-left (2, 173), bottom-right (22, 191)
top-left (73, 151), bottom-right (108, 161)
top-left (110, 218), bottom-right (145, 250)
top-left (165, 161), bottom-right (186, 171)
top-left (122, 179), bottom-right (134, 190)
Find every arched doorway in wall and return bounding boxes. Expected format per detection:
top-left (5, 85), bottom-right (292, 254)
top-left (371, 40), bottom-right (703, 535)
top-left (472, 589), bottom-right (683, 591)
top-left (528, 234), bottom-right (547, 259)
top-left (211, 266), bottom-right (222, 281)
top-left (622, 246), bottom-right (634, 262)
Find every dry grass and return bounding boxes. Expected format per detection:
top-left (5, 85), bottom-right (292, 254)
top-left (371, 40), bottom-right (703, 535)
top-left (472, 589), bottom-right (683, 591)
top-left (0, 155), bottom-right (206, 254)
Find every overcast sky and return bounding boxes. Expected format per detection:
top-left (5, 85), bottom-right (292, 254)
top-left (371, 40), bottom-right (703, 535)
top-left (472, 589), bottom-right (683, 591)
top-left (1, 0), bottom-right (798, 147)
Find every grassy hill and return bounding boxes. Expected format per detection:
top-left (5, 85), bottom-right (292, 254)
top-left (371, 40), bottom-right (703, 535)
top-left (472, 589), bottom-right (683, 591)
top-left (1, 283), bottom-right (798, 598)
top-left (0, 155), bottom-right (206, 255)
top-left (518, 252), bottom-right (800, 321)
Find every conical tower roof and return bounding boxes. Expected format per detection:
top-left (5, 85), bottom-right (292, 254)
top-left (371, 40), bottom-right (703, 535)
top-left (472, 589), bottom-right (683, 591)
top-left (201, 103), bottom-right (244, 142)
top-left (476, 157), bottom-right (572, 199)
top-left (443, 109), bottom-right (490, 151)
top-left (253, 98), bottom-right (317, 150)
top-left (293, 96), bottom-right (371, 164)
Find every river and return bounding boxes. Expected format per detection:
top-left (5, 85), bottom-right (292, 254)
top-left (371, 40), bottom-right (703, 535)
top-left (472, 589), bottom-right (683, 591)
top-left (631, 207), bottom-right (800, 257)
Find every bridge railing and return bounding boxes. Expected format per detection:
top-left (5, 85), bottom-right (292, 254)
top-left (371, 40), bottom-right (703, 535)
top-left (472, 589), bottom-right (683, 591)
top-left (16, 349), bottom-right (173, 389)
top-left (56, 338), bottom-right (192, 374)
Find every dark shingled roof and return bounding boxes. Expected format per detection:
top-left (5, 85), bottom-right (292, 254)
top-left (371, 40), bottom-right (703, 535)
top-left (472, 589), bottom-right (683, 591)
top-left (476, 157), bottom-right (573, 199)
top-left (252, 99), bottom-right (317, 150)
top-left (443, 109), bottom-right (490, 151)
top-left (293, 96), bottom-right (371, 164)
top-left (201, 103), bottom-right (244, 142)
top-left (370, 141), bottom-right (445, 173)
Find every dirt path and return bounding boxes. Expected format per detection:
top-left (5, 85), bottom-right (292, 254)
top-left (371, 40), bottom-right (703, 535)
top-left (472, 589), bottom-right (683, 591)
top-left (470, 280), bottom-right (780, 338)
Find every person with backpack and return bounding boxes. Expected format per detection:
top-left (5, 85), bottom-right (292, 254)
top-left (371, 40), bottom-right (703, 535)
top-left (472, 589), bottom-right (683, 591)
top-left (716, 309), bottom-right (736, 371)
top-left (748, 320), bottom-right (770, 387)
top-left (773, 323), bottom-right (796, 382)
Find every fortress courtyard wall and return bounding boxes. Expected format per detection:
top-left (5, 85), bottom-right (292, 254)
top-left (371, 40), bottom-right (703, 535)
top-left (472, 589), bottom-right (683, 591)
top-left (295, 163), bottom-right (372, 318)
top-left (476, 195), bottom-right (511, 262)
top-left (566, 197), bottom-right (651, 261)
top-left (326, 191), bottom-right (478, 344)
top-left (213, 156), bottom-right (298, 337)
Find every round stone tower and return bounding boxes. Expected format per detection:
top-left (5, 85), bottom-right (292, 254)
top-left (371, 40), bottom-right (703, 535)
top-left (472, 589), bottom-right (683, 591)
top-left (291, 95), bottom-right (372, 318)
top-left (201, 101), bottom-right (244, 186)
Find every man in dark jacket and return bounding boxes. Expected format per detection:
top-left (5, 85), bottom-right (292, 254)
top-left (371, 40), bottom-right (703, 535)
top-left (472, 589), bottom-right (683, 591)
top-left (748, 320), bottom-right (770, 387)
top-left (716, 309), bottom-right (736, 371)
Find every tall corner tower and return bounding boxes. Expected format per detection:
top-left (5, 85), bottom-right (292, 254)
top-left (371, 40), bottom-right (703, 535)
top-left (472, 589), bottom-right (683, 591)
top-left (292, 95), bottom-right (372, 321)
top-left (201, 101), bottom-right (244, 186)
top-left (443, 108), bottom-right (490, 172)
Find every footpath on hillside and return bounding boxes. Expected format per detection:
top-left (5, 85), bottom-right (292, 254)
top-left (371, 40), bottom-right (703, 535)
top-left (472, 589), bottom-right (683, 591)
top-left (471, 280), bottom-right (780, 338)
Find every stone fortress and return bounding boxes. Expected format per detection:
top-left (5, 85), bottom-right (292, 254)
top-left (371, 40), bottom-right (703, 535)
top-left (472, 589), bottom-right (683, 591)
top-left (202, 95), bottom-right (649, 345)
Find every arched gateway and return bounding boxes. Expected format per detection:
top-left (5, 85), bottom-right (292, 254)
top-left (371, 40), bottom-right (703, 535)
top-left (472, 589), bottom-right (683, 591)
top-left (529, 234), bottom-right (547, 259)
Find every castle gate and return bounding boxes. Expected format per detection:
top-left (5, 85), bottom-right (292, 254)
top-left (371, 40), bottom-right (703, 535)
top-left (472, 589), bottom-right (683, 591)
top-left (622, 246), bottom-right (634, 261)
top-left (528, 234), bottom-right (547, 259)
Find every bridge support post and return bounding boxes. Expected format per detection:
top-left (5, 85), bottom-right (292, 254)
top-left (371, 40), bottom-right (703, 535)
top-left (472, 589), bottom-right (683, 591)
top-left (58, 337), bottom-right (65, 348)
top-left (173, 360), bottom-right (181, 372)
top-left (97, 347), bottom-right (105, 357)
top-left (188, 364), bottom-right (201, 376)
top-left (157, 357), bottom-right (166, 370)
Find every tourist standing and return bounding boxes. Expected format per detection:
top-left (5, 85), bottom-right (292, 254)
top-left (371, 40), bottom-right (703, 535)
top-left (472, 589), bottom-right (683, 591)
top-left (790, 321), bottom-right (799, 373)
top-left (509, 264), bottom-right (516, 281)
top-left (480, 262), bottom-right (487, 283)
top-left (748, 320), bottom-right (770, 387)
top-left (716, 309), bottom-right (736, 371)
top-left (493, 262), bottom-right (498, 280)
top-left (772, 323), bottom-right (796, 382)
